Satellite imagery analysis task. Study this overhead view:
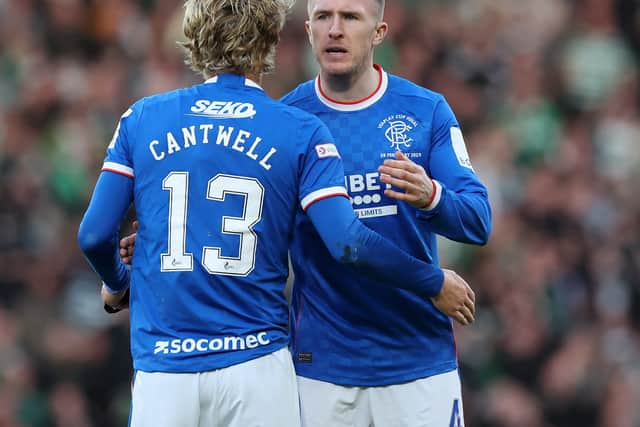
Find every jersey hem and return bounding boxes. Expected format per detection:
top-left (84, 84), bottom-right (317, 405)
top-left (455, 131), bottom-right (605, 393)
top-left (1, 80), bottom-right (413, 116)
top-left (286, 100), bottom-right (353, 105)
top-left (132, 341), bottom-right (289, 373)
top-left (294, 361), bottom-right (458, 387)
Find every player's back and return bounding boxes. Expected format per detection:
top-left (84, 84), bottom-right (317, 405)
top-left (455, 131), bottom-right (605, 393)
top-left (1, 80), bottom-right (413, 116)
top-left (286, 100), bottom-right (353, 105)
top-left (109, 74), bottom-right (339, 373)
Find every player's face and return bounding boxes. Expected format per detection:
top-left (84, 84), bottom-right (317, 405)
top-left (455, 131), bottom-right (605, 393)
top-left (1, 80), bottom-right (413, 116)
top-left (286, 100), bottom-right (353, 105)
top-left (306, 0), bottom-right (387, 78)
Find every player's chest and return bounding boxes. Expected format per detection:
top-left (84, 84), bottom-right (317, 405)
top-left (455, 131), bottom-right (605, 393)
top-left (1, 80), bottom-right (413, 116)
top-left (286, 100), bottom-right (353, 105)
top-left (316, 110), bottom-right (430, 173)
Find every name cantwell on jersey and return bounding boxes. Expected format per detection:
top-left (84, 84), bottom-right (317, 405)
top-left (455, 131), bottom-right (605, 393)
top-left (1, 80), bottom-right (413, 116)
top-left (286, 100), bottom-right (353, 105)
top-left (147, 100), bottom-right (276, 170)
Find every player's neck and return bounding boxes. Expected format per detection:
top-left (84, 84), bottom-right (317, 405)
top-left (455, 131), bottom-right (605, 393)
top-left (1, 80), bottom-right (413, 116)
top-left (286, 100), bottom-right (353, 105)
top-left (319, 65), bottom-right (380, 103)
top-left (246, 73), bottom-right (262, 85)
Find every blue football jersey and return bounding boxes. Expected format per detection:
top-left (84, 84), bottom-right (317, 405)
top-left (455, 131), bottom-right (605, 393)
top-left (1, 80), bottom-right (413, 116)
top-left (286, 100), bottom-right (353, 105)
top-left (103, 74), bottom-right (348, 373)
top-left (281, 66), bottom-right (492, 386)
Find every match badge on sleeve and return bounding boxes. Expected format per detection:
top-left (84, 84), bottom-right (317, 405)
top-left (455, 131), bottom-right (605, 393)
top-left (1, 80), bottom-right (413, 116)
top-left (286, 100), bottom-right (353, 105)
top-left (315, 143), bottom-right (340, 159)
top-left (450, 127), bottom-right (474, 170)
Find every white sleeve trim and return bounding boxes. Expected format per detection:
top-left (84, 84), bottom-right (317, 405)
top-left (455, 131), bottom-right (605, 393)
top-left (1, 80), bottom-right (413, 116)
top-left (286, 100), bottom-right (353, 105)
top-left (102, 281), bottom-right (130, 294)
top-left (102, 162), bottom-right (134, 178)
top-left (420, 180), bottom-right (442, 211)
top-left (301, 186), bottom-right (349, 211)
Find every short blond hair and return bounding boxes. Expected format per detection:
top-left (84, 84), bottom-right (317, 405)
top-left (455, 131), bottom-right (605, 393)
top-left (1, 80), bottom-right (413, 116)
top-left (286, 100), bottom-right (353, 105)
top-left (181, 0), bottom-right (294, 78)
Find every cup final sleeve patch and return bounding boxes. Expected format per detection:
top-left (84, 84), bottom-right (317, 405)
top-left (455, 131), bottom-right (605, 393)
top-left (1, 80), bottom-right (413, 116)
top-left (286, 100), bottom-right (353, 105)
top-left (450, 127), bottom-right (474, 170)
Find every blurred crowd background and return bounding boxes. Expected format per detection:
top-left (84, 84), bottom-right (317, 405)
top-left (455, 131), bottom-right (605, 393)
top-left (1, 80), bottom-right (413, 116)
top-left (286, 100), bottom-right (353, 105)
top-left (1, 0), bottom-right (639, 426)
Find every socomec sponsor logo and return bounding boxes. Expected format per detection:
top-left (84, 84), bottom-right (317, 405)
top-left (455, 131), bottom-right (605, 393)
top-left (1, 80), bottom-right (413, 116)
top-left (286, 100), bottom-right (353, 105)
top-left (153, 332), bottom-right (270, 355)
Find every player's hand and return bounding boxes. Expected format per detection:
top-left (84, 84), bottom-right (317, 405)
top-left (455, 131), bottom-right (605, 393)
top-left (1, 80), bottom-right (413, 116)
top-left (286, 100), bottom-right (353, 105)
top-left (119, 221), bottom-right (138, 266)
top-left (378, 151), bottom-right (435, 209)
top-left (431, 269), bottom-right (475, 325)
top-left (101, 284), bottom-right (129, 312)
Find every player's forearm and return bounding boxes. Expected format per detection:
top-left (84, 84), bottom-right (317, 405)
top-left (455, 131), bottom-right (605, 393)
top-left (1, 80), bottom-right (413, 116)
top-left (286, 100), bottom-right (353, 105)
top-left (418, 187), bottom-right (491, 245)
top-left (343, 223), bottom-right (445, 297)
top-left (424, 108), bottom-right (492, 244)
top-left (307, 197), bottom-right (444, 297)
top-left (78, 172), bottom-right (134, 292)
top-left (78, 231), bottom-right (131, 293)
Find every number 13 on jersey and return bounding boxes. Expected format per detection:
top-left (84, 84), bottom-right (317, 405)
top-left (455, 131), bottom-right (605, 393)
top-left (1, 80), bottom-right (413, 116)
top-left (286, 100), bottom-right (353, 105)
top-left (160, 172), bottom-right (264, 276)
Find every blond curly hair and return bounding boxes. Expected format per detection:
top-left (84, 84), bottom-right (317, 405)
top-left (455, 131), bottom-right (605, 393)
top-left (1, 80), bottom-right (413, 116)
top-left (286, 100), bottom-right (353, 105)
top-left (181, 0), bottom-right (295, 78)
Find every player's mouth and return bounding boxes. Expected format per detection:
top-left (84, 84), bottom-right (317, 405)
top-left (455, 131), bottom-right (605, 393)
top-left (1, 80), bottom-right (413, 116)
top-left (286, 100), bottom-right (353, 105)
top-left (325, 47), bottom-right (348, 56)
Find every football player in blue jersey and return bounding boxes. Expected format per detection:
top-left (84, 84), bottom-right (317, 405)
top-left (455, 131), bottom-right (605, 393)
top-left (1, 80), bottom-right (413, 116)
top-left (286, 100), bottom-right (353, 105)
top-left (78, 0), bottom-right (477, 426)
top-left (278, 0), bottom-right (492, 426)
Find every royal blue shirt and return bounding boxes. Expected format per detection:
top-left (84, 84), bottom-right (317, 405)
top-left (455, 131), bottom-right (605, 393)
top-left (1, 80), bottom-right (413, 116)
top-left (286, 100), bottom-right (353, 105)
top-left (78, 73), bottom-right (448, 374)
top-left (281, 66), bottom-right (492, 386)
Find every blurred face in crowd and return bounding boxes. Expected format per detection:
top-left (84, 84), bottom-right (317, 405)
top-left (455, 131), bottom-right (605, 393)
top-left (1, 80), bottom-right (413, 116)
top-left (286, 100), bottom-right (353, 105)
top-left (306, 0), bottom-right (387, 79)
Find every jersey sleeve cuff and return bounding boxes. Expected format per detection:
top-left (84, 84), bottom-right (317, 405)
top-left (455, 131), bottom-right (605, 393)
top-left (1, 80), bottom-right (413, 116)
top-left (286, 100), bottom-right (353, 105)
top-left (423, 268), bottom-right (445, 298)
top-left (420, 180), bottom-right (442, 211)
top-left (102, 281), bottom-right (130, 295)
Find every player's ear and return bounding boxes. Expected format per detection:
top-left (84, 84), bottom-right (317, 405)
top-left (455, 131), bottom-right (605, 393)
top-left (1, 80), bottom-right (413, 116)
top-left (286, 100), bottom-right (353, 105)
top-left (305, 20), bottom-right (313, 45)
top-left (372, 21), bottom-right (388, 46)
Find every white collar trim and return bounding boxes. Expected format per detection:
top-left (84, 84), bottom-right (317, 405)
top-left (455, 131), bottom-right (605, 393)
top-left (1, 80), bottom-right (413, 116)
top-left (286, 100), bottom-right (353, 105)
top-left (205, 75), bottom-right (263, 90)
top-left (314, 69), bottom-right (388, 112)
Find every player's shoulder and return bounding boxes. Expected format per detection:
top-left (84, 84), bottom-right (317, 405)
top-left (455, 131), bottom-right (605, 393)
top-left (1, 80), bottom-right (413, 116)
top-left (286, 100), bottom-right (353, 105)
top-left (270, 83), bottom-right (325, 130)
top-left (137, 85), bottom-right (202, 109)
top-left (266, 102), bottom-right (331, 154)
top-left (276, 99), bottom-right (327, 135)
top-left (123, 85), bottom-right (199, 119)
top-left (386, 73), bottom-right (447, 105)
top-left (279, 79), bottom-right (316, 108)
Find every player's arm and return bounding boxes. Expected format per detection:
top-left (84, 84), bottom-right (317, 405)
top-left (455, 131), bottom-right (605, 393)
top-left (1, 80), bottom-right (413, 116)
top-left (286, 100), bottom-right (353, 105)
top-left (80, 103), bottom-right (139, 311)
top-left (306, 196), bottom-right (475, 324)
top-left (379, 99), bottom-right (491, 245)
top-left (298, 115), bottom-right (475, 322)
top-left (77, 172), bottom-right (133, 300)
top-left (115, 204), bottom-right (475, 325)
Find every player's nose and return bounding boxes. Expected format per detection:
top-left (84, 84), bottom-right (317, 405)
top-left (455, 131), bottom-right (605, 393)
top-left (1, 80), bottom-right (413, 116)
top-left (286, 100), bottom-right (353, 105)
top-left (328, 18), bottom-right (344, 38)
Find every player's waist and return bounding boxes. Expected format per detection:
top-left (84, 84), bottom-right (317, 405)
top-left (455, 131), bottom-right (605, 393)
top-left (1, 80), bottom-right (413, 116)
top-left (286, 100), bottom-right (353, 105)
top-left (131, 329), bottom-right (289, 372)
top-left (295, 357), bottom-right (459, 387)
top-left (151, 330), bottom-right (275, 355)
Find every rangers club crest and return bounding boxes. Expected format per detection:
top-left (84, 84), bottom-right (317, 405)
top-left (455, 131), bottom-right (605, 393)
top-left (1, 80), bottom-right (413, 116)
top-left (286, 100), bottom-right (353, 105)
top-left (385, 120), bottom-right (413, 150)
top-left (378, 114), bottom-right (418, 151)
